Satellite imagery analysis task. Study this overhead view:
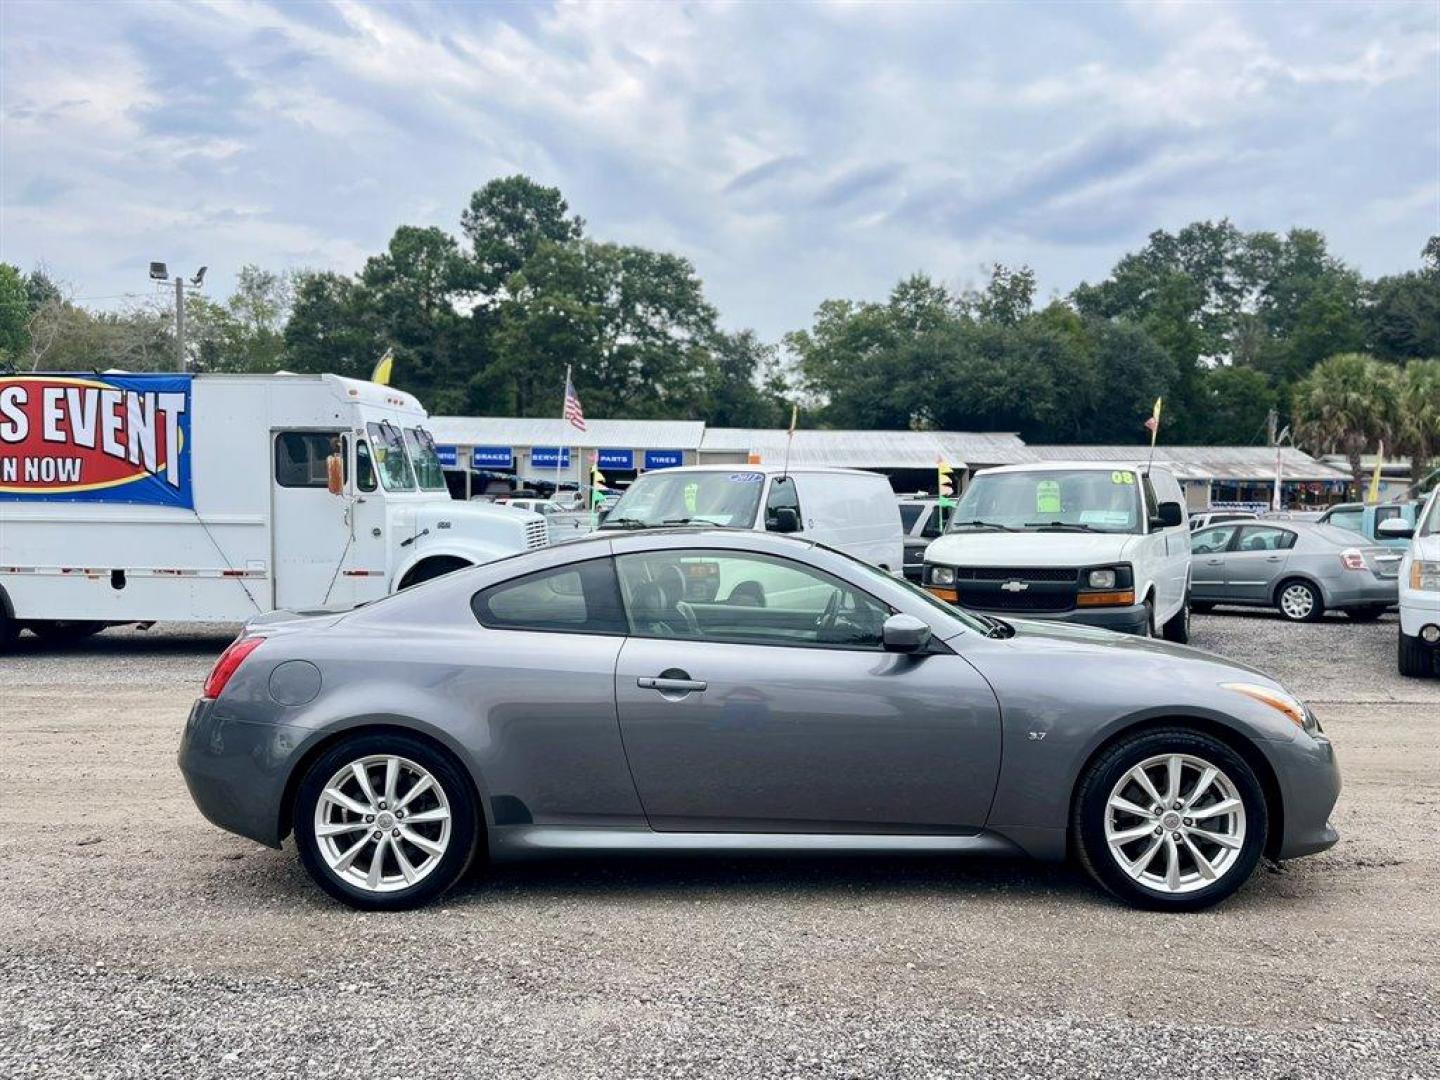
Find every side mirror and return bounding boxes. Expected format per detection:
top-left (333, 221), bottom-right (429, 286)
top-left (1154, 501), bottom-right (1184, 529)
top-left (326, 453), bottom-right (344, 496)
top-left (770, 507), bottom-right (800, 533)
top-left (1377, 518), bottom-right (1414, 540)
top-left (882, 613), bottom-right (933, 653)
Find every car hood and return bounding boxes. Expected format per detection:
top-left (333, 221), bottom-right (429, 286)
top-left (925, 530), bottom-right (1133, 566)
top-left (997, 616), bottom-right (1267, 678)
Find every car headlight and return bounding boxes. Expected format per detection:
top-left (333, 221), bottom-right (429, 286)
top-left (930, 565), bottom-right (956, 586)
top-left (1411, 560), bottom-right (1440, 592)
top-left (1222, 682), bottom-right (1316, 732)
top-left (1087, 568), bottom-right (1117, 589)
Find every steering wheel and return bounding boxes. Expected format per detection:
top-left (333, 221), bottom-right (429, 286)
top-left (816, 590), bottom-right (843, 638)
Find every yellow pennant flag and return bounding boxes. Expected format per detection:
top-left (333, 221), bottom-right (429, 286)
top-left (1144, 397), bottom-right (1163, 447)
top-left (1367, 442), bottom-right (1384, 504)
top-left (371, 347), bottom-right (394, 386)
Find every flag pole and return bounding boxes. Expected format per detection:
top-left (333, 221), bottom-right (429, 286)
top-left (781, 404), bottom-right (797, 481)
top-left (1144, 397), bottom-right (1162, 476)
top-left (556, 365), bottom-right (570, 500)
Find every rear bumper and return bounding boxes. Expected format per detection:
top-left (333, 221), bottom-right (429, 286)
top-left (1323, 577), bottom-right (1398, 608)
top-left (178, 698), bottom-right (302, 848)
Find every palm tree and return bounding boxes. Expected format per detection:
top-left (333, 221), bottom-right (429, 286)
top-left (1395, 358), bottom-right (1440, 492)
top-left (1293, 353), bottom-right (1400, 497)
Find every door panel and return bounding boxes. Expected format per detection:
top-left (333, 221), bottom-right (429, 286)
top-left (1226, 526), bottom-right (1296, 602)
top-left (614, 637), bottom-right (1003, 832)
top-left (271, 429), bottom-right (351, 608)
top-left (1189, 526), bottom-right (1238, 600)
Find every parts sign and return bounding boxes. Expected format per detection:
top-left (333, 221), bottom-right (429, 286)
top-left (0, 374), bottom-right (194, 508)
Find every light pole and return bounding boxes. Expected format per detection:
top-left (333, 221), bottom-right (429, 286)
top-left (149, 262), bottom-right (207, 372)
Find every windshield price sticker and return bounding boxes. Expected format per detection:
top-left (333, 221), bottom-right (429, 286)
top-left (1111, 471), bottom-right (1135, 485)
top-left (1035, 479), bottom-right (1061, 514)
top-left (728, 472), bottom-right (764, 483)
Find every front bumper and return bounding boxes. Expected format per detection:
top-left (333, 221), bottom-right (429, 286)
top-left (1399, 592), bottom-right (1440, 638)
top-left (1270, 728), bottom-right (1342, 860)
top-left (178, 698), bottom-right (305, 848)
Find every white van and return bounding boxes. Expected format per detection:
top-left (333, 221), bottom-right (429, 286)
top-left (0, 372), bottom-right (545, 648)
top-left (921, 461), bottom-right (1192, 640)
top-left (1386, 486), bottom-right (1440, 677)
top-left (597, 464), bottom-right (902, 570)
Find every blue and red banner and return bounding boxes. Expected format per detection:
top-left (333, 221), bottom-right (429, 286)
top-left (0, 374), bottom-right (194, 508)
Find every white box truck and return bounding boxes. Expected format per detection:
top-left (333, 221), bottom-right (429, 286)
top-left (0, 372), bottom-right (546, 648)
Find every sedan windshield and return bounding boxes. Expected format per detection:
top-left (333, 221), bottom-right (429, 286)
top-left (404, 427), bottom-right (449, 491)
top-left (950, 469), bottom-right (1143, 534)
top-left (366, 422), bottom-right (416, 491)
top-left (601, 471), bottom-right (765, 528)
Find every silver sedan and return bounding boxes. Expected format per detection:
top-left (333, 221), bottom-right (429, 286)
top-left (180, 529), bottom-right (1341, 913)
top-left (1190, 521), bottom-right (1400, 622)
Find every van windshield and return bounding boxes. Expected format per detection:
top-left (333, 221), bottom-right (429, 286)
top-left (366, 422), bottom-right (416, 491)
top-left (600, 470), bottom-right (765, 528)
top-left (950, 469), bottom-right (1143, 534)
top-left (404, 427), bottom-right (449, 491)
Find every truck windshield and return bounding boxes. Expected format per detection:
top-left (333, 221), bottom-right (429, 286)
top-left (1420, 492), bottom-right (1440, 538)
top-left (601, 470), bottom-right (765, 528)
top-left (366, 422), bottom-right (416, 491)
top-left (404, 427), bottom-right (448, 492)
top-left (950, 469), bottom-right (1143, 534)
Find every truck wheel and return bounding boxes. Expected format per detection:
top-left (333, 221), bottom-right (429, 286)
top-left (1190, 602), bottom-right (1216, 614)
top-left (1161, 596), bottom-right (1191, 644)
top-left (0, 612), bottom-right (17, 653)
top-left (27, 620), bottom-right (106, 644)
top-left (1073, 727), bottom-right (1267, 912)
top-left (399, 557), bottom-right (471, 589)
top-left (1398, 631), bottom-right (1434, 678)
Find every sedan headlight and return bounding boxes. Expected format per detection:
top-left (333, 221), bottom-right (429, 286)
top-left (1222, 682), bottom-right (1317, 733)
top-left (1411, 560), bottom-right (1440, 592)
top-left (1087, 568), bottom-right (1117, 589)
top-left (930, 565), bottom-right (956, 586)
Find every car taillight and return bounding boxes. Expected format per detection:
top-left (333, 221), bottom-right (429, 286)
top-left (203, 636), bottom-right (265, 699)
top-left (1340, 549), bottom-right (1366, 572)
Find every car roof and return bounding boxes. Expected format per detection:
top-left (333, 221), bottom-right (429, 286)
top-left (977, 461), bottom-right (1155, 474)
top-left (640, 464), bottom-right (880, 478)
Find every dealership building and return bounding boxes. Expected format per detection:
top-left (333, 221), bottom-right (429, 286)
top-left (426, 416), bottom-right (1351, 509)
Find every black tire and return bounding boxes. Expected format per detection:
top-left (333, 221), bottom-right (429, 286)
top-left (1161, 595), bottom-right (1191, 644)
top-left (1398, 631), bottom-right (1434, 678)
top-left (1073, 727), bottom-right (1268, 912)
top-left (400, 556), bottom-right (471, 589)
top-left (27, 620), bottom-right (107, 644)
top-left (1275, 578), bottom-right (1324, 622)
top-left (1190, 601), bottom-right (1216, 614)
top-left (1343, 607), bottom-right (1386, 622)
top-left (294, 732), bottom-right (480, 910)
top-left (1139, 599), bottom-right (1155, 637)
top-left (0, 612), bottom-right (17, 654)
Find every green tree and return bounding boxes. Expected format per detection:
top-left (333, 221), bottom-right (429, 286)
top-left (704, 330), bottom-right (789, 428)
top-left (1367, 237), bottom-right (1440, 362)
top-left (0, 263), bottom-right (30, 364)
top-left (1395, 358), bottom-right (1440, 489)
top-left (284, 272), bottom-right (383, 380)
top-left (1293, 353), bottom-right (1400, 494)
top-left (186, 265), bottom-right (295, 373)
top-left (462, 175), bottom-right (584, 294)
top-left (1196, 365), bottom-right (1275, 445)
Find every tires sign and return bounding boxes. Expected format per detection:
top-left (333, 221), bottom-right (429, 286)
top-left (0, 374), bottom-right (194, 508)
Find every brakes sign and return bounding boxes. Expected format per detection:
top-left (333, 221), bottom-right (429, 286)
top-left (0, 374), bottom-right (193, 507)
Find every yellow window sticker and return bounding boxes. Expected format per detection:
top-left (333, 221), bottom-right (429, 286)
top-left (1111, 471), bottom-right (1134, 485)
top-left (1035, 479), bottom-right (1061, 514)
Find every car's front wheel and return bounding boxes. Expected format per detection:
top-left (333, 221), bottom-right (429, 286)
top-left (1398, 630), bottom-right (1435, 678)
top-left (1073, 728), bottom-right (1267, 911)
top-left (294, 733), bottom-right (480, 910)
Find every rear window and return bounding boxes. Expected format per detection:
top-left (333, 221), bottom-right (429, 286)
top-left (1310, 523), bottom-right (1374, 547)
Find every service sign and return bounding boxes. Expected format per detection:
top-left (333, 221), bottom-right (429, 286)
top-left (0, 374), bottom-right (194, 508)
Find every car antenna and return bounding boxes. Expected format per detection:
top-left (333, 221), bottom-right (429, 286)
top-left (781, 404), bottom-right (797, 482)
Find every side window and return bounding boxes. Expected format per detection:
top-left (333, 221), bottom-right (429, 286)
top-left (1141, 476), bottom-right (1159, 522)
top-left (471, 559), bottom-right (627, 634)
top-left (615, 550), bottom-right (891, 649)
top-left (899, 504), bottom-right (923, 533)
top-left (355, 438), bottom-right (377, 492)
top-left (920, 506), bottom-right (944, 538)
top-left (275, 431), bottom-right (345, 488)
top-left (1325, 508), bottom-right (1363, 533)
top-left (1235, 526), bottom-right (1296, 552)
top-left (1374, 507), bottom-right (1400, 527)
top-left (764, 476), bottom-right (803, 531)
top-left (1191, 526), bottom-right (1237, 555)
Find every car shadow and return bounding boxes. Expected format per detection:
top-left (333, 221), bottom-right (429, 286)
top-left (1196, 607), bottom-right (1395, 624)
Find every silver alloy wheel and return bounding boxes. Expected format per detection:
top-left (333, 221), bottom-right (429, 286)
top-left (1104, 753), bottom-right (1247, 895)
top-left (1279, 583), bottom-right (1315, 620)
top-left (314, 754), bottom-right (452, 893)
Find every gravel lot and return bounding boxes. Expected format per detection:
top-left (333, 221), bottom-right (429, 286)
top-left (2, 611), bottom-right (1437, 1079)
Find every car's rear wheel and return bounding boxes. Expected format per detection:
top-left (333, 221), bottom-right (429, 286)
top-left (1190, 601), bottom-right (1216, 614)
top-left (1073, 728), bottom-right (1267, 912)
top-left (1343, 606), bottom-right (1386, 622)
top-left (1276, 579), bottom-right (1323, 622)
top-left (294, 733), bottom-right (479, 910)
top-left (1398, 630), bottom-right (1434, 678)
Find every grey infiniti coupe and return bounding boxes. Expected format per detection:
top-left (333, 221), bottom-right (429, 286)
top-left (180, 529), bottom-right (1340, 913)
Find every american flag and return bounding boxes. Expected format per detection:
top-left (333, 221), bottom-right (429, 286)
top-left (563, 372), bottom-right (586, 431)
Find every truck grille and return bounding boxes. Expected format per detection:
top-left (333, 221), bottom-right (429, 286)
top-left (952, 566), bottom-right (1080, 613)
top-left (524, 519), bottom-right (549, 549)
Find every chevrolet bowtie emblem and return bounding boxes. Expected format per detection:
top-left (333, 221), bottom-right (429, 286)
top-left (1001, 580), bottom-right (1029, 592)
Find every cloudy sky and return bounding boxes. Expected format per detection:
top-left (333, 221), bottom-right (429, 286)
top-left (2, 0), bottom-right (1436, 339)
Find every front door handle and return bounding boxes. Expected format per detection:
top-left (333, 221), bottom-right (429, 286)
top-left (1205, 558), bottom-right (1223, 565)
top-left (1265, 555), bottom-right (1282, 562)
top-left (638, 675), bottom-right (707, 693)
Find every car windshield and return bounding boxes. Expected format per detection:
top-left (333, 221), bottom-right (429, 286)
top-left (1420, 492), bottom-right (1440, 538)
top-left (601, 470), bottom-right (765, 528)
top-left (366, 422), bottom-right (415, 491)
top-left (404, 427), bottom-right (448, 491)
top-left (950, 469), bottom-right (1143, 534)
